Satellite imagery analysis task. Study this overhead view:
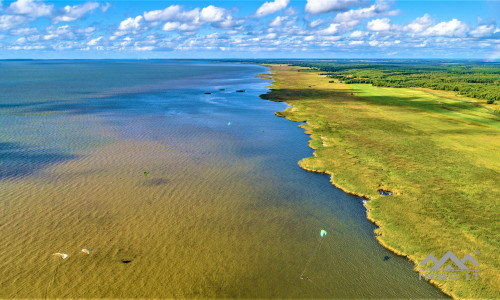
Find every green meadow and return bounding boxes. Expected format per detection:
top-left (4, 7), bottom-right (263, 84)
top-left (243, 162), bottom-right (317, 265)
top-left (262, 64), bottom-right (500, 299)
top-left (293, 61), bottom-right (500, 104)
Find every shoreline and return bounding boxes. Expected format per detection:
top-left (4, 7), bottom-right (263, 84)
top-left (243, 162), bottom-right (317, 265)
top-left (271, 99), bottom-right (454, 299)
top-left (280, 114), bottom-right (455, 299)
top-left (259, 64), bottom-right (499, 299)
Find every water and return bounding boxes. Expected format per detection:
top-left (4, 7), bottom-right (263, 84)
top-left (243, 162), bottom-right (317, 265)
top-left (0, 60), bottom-right (445, 298)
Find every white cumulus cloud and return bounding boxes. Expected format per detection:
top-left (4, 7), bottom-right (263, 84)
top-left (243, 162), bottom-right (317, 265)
top-left (349, 30), bottom-right (367, 39)
top-left (0, 15), bottom-right (26, 31)
top-left (53, 2), bottom-right (100, 23)
top-left (422, 19), bottom-right (468, 37)
top-left (334, 1), bottom-right (397, 29)
top-left (87, 36), bottom-right (102, 46)
top-left (143, 5), bottom-right (182, 22)
top-left (162, 21), bottom-right (180, 31)
top-left (367, 18), bottom-right (391, 31)
top-left (469, 24), bottom-right (496, 37)
top-left (270, 16), bottom-right (288, 27)
top-left (305, 0), bottom-right (365, 15)
top-left (255, 0), bottom-right (289, 17)
top-left (142, 4), bottom-right (234, 33)
top-left (118, 15), bottom-right (143, 31)
top-left (8, 0), bottom-right (53, 18)
top-left (404, 14), bottom-right (433, 33)
top-left (317, 23), bottom-right (340, 35)
top-left (200, 5), bottom-right (226, 22)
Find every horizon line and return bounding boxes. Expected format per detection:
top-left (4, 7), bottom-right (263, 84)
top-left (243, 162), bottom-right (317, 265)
top-left (0, 58), bottom-right (497, 61)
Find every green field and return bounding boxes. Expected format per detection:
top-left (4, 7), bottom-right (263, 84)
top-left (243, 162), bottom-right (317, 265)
top-left (292, 61), bottom-right (500, 104)
top-left (262, 64), bottom-right (500, 299)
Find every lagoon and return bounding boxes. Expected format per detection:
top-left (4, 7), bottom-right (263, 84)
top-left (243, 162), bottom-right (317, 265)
top-left (0, 60), bottom-right (445, 298)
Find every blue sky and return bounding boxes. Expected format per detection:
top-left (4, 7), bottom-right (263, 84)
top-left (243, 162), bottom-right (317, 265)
top-left (0, 0), bottom-right (499, 59)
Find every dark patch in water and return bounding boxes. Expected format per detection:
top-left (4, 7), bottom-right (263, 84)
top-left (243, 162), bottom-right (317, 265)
top-left (0, 142), bottom-right (77, 179)
top-left (143, 178), bottom-right (169, 186)
top-left (0, 100), bottom-right (54, 109)
top-left (121, 260), bottom-right (132, 264)
top-left (384, 256), bottom-right (390, 261)
top-left (236, 90), bottom-right (245, 92)
top-left (204, 92), bottom-right (211, 94)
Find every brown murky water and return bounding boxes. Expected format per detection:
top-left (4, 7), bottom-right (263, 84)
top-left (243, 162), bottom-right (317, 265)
top-left (0, 61), bottom-right (445, 298)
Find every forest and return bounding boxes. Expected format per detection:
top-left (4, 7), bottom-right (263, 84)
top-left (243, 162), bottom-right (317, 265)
top-left (289, 61), bottom-right (500, 103)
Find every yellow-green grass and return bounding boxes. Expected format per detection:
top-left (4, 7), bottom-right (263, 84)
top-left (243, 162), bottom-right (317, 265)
top-left (262, 64), bottom-right (500, 299)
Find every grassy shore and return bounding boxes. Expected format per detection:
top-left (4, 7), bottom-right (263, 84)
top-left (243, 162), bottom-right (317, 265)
top-left (261, 64), bottom-right (500, 299)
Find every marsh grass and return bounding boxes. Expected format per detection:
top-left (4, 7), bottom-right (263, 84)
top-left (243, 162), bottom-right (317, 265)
top-left (262, 64), bottom-right (500, 299)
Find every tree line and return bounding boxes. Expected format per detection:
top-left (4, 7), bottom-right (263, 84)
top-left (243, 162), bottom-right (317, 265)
top-left (290, 61), bottom-right (500, 104)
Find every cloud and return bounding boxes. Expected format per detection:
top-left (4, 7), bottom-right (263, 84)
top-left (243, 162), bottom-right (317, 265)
top-left (142, 4), bottom-right (235, 33)
top-left (305, 0), bottom-right (366, 15)
top-left (134, 44), bottom-right (154, 51)
top-left (284, 7), bottom-right (297, 15)
top-left (367, 18), bottom-right (392, 31)
top-left (87, 36), bottom-right (102, 46)
top-left (10, 26), bottom-right (37, 35)
top-left (8, 0), bottom-right (53, 18)
top-left (1, 0), bottom-right (497, 58)
top-left (349, 30), bottom-right (367, 39)
top-left (118, 15), bottom-right (144, 31)
top-left (422, 19), bottom-right (468, 37)
top-left (43, 24), bottom-right (72, 40)
top-left (255, 0), bottom-right (289, 17)
top-left (162, 21), bottom-right (180, 31)
top-left (200, 5), bottom-right (226, 22)
top-left (469, 24), bottom-right (496, 37)
top-left (9, 44), bottom-right (46, 50)
top-left (333, 1), bottom-right (397, 29)
top-left (404, 14), bottom-right (433, 33)
top-left (265, 32), bottom-right (277, 39)
top-left (6, 22), bottom-right (103, 51)
top-left (143, 5), bottom-right (182, 22)
top-left (53, 2), bottom-right (100, 23)
top-left (213, 16), bottom-right (243, 29)
top-left (101, 2), bottom-right (110, 12)
top-left (177, 23), bottom-right (199, 31)
top-left (270, 16), bottom-right (288, 27)
top-left (0, 15), bottom-right (26, 31)
top-left (309, 18), bottom-right (323, 28)
top-left (317, 23), bottom-right (340, 35)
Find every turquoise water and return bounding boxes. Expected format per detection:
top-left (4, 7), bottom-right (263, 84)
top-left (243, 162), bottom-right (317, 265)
top-left (0, 60), bottom-right (445, 298)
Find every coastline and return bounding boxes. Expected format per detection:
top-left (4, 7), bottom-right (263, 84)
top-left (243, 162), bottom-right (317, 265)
top-left (283, 116), bottom-right (456, 299)
top-left (260, 64), bottom-right (500, 299)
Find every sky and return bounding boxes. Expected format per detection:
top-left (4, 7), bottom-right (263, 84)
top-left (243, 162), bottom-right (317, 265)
top-left (0, 0), bottom-right (499, 59)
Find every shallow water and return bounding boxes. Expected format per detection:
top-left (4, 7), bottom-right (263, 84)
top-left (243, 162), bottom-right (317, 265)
top-left (0, 60), bottom-right (445, 298)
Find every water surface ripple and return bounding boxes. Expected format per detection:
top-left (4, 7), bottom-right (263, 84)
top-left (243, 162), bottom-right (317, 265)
top-left (0, 60), bottom-right (445, 298)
